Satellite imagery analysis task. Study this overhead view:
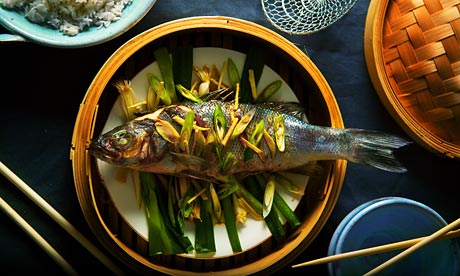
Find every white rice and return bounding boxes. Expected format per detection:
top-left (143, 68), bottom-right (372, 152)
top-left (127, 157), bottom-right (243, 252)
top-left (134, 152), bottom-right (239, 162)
top-left (0, 0), bottom-right (132, 36)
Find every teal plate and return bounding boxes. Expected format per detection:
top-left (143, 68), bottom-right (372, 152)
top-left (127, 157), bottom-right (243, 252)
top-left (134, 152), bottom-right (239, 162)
top-left (0, 1), bottom-right (156, 48)
top-left (328, 197), bottom-right (460, 276)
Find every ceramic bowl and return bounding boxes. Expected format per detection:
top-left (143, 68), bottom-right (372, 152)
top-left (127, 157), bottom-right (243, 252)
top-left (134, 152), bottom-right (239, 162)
top-left (328, 197), bottom-right (460, 276)
top-left (0, 1), bottom-right (156, 48)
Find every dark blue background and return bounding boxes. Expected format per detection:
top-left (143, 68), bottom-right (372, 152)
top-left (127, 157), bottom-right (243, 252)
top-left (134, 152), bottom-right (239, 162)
top-left (1, 0), bottom-right (459, 274)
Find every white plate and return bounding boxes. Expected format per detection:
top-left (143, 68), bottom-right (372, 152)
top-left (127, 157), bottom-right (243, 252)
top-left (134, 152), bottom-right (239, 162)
top-left (96, 47), bottom-right (309, 258)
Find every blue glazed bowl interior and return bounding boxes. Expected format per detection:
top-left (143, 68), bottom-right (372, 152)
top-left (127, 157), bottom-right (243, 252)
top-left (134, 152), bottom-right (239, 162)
top-left (0, 1), bottom-right (156, 48)
top-left (328, 197), bottom-right (460, 276)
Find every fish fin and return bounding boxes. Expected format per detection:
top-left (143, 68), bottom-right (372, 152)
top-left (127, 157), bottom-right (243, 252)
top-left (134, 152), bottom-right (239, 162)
top-left (261, 102), bottom-right (307, 120)
top-left (348, 129), bottom-right (412, 173)
top-left (199, 87), bottom-right (234, 101)
top-left (170, 152), bottom-right (207, 167)
top-left (287, 161), bottom-right (323, 176)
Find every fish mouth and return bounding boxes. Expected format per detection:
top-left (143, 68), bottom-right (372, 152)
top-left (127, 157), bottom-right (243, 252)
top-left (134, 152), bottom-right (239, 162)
top-left (88, 139), bottom-right (122, 163)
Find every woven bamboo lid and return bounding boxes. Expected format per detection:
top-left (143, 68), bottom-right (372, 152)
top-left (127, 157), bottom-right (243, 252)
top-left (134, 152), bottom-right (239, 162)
top-left (70, 16), bottom-right (346, 275)
top-left (365, 0), bottom-right (460, 158)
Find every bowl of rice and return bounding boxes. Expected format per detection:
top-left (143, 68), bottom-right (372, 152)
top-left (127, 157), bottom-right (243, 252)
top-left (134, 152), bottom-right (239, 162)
top-left (0, 0), bottom-right (157, 48)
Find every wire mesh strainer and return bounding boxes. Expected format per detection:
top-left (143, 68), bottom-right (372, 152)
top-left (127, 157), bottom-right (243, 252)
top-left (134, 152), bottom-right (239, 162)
top-left (261, 0), bottom-right (358, 35)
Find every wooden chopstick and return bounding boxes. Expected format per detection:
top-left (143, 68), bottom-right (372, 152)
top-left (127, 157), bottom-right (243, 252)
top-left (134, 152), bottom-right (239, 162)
top-left (0, 196), bottom-right (79, 275)
top-left (364, 218), bottom-right (460, 275)
top-left (292, 225), bottom-right (460, 269)
top-left (0, 161), bottom-right (125, 276)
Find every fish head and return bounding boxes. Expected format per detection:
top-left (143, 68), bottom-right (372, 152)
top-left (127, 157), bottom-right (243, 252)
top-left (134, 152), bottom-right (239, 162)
top-left (89, 119), bottom-right (160, 167)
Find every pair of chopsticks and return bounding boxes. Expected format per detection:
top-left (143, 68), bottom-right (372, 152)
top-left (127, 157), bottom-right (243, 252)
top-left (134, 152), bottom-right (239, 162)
top-left (292, 217), bottom-right (460, 275)
top-left (0, 161), bottom-right (125, 275)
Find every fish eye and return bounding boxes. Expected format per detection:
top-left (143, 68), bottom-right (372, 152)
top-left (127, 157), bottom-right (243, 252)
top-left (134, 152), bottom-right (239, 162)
top-left (111, 130), bottom-right (133, 148)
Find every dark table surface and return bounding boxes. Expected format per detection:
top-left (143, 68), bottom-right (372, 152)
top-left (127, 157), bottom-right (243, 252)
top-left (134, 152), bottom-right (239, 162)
top-left (1, 0), bottom-right (459, 275)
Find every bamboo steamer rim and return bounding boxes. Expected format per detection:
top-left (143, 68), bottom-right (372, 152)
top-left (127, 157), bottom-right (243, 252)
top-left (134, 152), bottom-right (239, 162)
top-left (71, 16), bottom-right (346, 275)
top-left (364, 0), bottom-right (460, 159)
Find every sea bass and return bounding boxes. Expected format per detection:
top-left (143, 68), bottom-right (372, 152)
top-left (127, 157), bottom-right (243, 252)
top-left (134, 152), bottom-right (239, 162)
top-left (89, 100), bottom-right (411, 179)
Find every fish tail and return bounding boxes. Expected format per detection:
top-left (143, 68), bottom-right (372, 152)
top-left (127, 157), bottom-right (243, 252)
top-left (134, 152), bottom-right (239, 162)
top-left (347, 129), bottom-right (412, 173)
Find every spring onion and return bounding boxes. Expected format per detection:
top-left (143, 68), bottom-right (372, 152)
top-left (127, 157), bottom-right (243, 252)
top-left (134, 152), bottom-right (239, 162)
top-left (148, 73), bottom-right (170, 105)
top-left (274, 172), bottom-right (305, 196)
top-left (227, 57), bottom-right (240, 89)
top-left (248, 69), bottom-right (258, 100)
top-left (231, 108), bottom-right (256, 140)
top-left (154, 47), bottom-right (178, 104)
top-left (222, 194), bottom-right (242, 252)
top-left (213, 104), bottom-right (227, 143)
top-left (113, 80), bottom-right (137, 120)
top-left (274, 115), bottom-right (286, 152)
top-left (244, 176), bottom-right (285, 242)
top-left (256, 174), bottom-right (301, 229)
top-left (194, 191), bottom-right (216, 253)
top-left (140, 172), bottom-right (193, 255)
top-left (179, 110), bottom-right (195, 154)
top-left (243, 119), bottom-right (265, 161)
top-left (209, 182), bottom-right (222, 222)
top-left (175, 84), bottom-right (204, 103)
top-left (239, 46), bottom-right (265, 103)
top-left (172, 46), bottom-right (193, 99)
top-left (262, 176), bottom-right (276, 218)
top-left (256, 80), bottom-right (282, 103)
top-left (235, 181), bottom-right (263, 220)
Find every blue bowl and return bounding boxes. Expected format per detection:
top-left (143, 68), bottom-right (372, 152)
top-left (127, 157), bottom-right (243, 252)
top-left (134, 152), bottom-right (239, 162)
top-left (0, 1), bottom-right (156, 48)
top-left (328, 197), bottom-right (460, 276)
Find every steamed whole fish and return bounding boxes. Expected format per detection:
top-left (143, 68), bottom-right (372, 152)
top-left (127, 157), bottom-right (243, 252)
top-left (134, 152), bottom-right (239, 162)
top-left (89, 100), bottom-right (411, 179)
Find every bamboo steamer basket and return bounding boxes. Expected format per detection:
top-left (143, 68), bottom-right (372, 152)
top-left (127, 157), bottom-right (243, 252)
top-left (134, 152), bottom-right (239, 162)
top-left (365, 0), bottom-right (460, 158)
top-left (70, 16), bottom-right (346, 275)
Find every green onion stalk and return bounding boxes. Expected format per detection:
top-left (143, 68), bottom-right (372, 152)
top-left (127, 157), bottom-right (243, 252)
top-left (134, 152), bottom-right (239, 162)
top-left (243, 176), bottom-right (286, 242)
top-left (222, 194), bottom-right (242, 252)
top-left (255, 174), bottom-right (301, 229)
top-left (194, 187), bottom-right (216, 253)
top-left (140, 172), bottom-right (193, 255)
top-left (154, 47), bottom-right (179, 104)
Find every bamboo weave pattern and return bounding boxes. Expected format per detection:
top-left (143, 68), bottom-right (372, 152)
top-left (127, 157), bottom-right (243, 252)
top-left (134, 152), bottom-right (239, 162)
top-left (383, 0), bottom-right (460, 145)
